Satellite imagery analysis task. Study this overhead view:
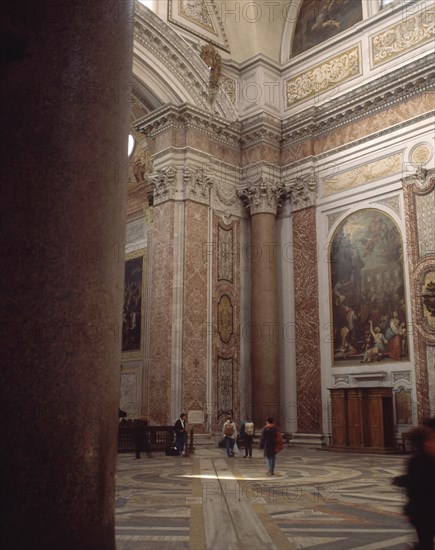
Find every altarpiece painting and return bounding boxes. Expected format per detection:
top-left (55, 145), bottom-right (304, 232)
top-left (330, 209), bottom-right (408, 365)
top-left (122, 255), bottom-right (143, 353)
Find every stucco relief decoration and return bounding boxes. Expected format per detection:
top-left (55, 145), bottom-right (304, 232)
top-left (375, 196), bottom-right (401, 218)
top-left (200, 43), bottom-right (222, 105)
top-left (218, 295), bottom-right (233, 344)
top-left (404, 168), bottom-right (435, 257)
top-left (220, 75), bottom-right (238, 107)
top-left (132, 149), bottom-right (153, 184)
top-left (286, 46), bottom-right (360, 108)
top-left (371, 8), bottom-right (435, 66)
top-left (286, 174), bottom-right (317, 210)
top-left (218, 225), bottom-right (233, 282)
top-left (183, 165), bottom-right (212, 204)
top-left (168, 0), bottom-right (230, 52)
top-left (237, 179), bottom-right (287, 215)
top-left (411, 144), bottom-right (433, 166)
top-left (150, 166), bottom-right (177, 205)
top-left (217, 357), bottom-right (233, 416)
top-left (330, 209), bottom-right (408, 365)
top-left (126, 218), bottom-right (146, 244)
top-left (215, 179), bottom-right (238, 207)
top-left (323, 153), bottom-right (402, 195)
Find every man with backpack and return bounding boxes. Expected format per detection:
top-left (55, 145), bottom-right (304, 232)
top-left (222, 416), bottom-right (237, 457)
top-left (240, 417), bottom-right (255, 458)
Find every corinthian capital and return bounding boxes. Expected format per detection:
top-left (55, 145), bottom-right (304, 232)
top-left (150, 166), bottom-right (177, 205)
top-left (285, 174), bottom-right (318, 210)
top-left (237, 179), bottom-right (287, 215)
top-left (183, 165), bottom-right (212, 205)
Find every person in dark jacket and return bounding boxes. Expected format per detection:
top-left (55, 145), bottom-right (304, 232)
top-left (259, 417), bottom-right (278, 475)
top-left (133, 417), bottom-right (148, 459)
top-left (174, 413), bottom-right (187, 455)
top-left (393, 417), bottom-right (435, 550)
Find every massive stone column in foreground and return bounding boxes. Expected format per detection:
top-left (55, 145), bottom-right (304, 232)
top-left (0, 1), bottom-right (133, 548)
top-left (239, 179), bottom-right (284, 426)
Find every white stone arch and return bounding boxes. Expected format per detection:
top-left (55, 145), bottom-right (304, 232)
top-left (133, 3), bottom-right (237, 121)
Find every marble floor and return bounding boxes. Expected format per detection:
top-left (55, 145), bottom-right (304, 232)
top-left (115, 445), bottom-right (418, 550)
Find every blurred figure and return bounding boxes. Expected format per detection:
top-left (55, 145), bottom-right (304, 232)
top-left (133, 416), bottom-right (148, 459)
top-left (393, 418), bottom-right (435, 549)
top-left (240, 417), bottom-right (255, 458)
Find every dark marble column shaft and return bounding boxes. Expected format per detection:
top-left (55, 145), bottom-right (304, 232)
top-left (0, 1), bottom-right (133, 548)
top-left (250, 213), bottom-right (280, 426)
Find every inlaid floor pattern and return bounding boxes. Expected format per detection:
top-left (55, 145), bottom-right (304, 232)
top-left (115, 446), bottom-right (416, 550)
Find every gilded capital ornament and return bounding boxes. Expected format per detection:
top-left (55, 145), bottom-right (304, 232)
top-left (237, 179), bottom-right (287, 215)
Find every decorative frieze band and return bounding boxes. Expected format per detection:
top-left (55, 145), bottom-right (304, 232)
top-left (285, 46), bottom-right (361, 108)
top-left (371, 7), bottom-right (435, 67)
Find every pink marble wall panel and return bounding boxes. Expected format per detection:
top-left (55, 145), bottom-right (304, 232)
top-left (292, 207), bottom-right (322, 432)
top-left (212, 216), bottom-right (241, 430)
top-left (148, 203), bottom-right (174, 424)
top-left (403, 183), bottom-right (431, 420)
top-left (182, 202), bottom-right (209, 431)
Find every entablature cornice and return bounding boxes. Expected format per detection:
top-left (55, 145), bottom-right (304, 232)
top-left (239, 113), bottom-right (282, 151)
top-left (282, 52), bottom-right (435, 145)
top-left (134, 103), bottom-right (241, 151)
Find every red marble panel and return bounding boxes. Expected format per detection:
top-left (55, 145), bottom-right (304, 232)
top-left (403, 183), bottom-right (431, 420)
top-left (292, 207), bottom-right (322, 432)
top-left (182, 202), bottom-right (209, 432)
top-left (147, 203), bottom-right (174, 424)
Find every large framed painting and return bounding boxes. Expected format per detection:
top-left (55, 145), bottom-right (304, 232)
top-left (330, 209), bottom-right (408, 365)
top-left (122, 251), bottom-right (145, 357)
top-left (292, 0), bottom-right (363, 57)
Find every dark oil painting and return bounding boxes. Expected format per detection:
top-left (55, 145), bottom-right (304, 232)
top-left (122, 256), bottom-right (143, 352)
top-left (330, 209), bottom-right (408, 365)
top-left (292, 0), bottom-right (363, 57)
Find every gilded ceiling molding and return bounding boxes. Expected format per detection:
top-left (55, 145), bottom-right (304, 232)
top-left (134, 2), bottom-right (237, 122)
top-left (237, 178), bottom-right (287, 216)
top-left (282, 52), bottom-right (435, 144)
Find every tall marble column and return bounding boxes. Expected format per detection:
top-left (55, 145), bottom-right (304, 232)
top-left (239, 179), bottom-right (285, 426)
top-left (0, 1), bottom-right (133, 548)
